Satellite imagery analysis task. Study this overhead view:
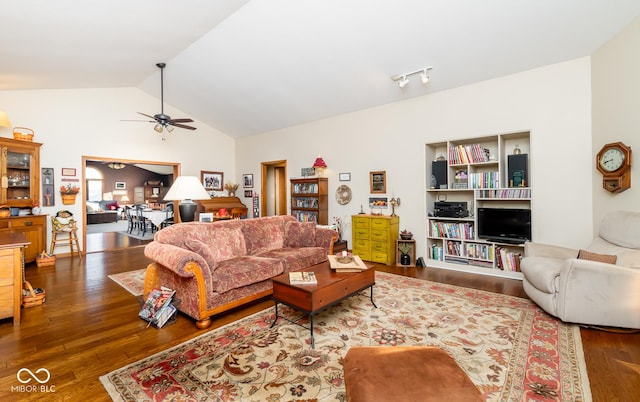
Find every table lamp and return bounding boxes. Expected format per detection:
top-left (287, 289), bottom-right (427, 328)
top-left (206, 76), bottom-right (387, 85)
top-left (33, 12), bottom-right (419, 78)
top-left (313, 156), bottom-right (327, 177)
top-left (163, 176), bottom-right (210, 222)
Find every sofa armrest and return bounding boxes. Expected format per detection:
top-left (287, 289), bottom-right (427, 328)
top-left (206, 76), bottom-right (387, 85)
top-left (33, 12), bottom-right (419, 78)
top-left (557, 259), bottom-right (640, 328)
top-left (144, 241), bottom-right (209, 279)
top-left (316, 227), bottom-right (339, 254)
top-left (524, 241), bottom-right (578, 259)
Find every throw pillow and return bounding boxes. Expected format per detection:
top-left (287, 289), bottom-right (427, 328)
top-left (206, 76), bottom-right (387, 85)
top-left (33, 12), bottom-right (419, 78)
top-left (577, 249), bottom-right (617, 264)
top-left (284, 221), bottom-right (316, 248)
top-left (184, 239), bottom-right (218, 271)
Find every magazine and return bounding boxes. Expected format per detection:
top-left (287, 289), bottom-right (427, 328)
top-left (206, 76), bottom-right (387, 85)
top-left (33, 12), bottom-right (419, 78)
top-left (289, 271), bottom-right (317, 285)
top-left (139, 286), bottom-right (177, 328)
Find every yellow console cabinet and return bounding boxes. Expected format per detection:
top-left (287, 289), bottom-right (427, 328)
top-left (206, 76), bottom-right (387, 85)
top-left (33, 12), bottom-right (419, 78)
top-left (352, 215), bottom-right (399, 265)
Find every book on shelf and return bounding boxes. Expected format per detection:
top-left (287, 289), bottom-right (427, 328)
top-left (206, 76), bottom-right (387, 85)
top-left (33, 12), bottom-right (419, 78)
top-left (289, 271), bottom-right (318, 285)
top-left (139, 286), bottom-right (177, 328)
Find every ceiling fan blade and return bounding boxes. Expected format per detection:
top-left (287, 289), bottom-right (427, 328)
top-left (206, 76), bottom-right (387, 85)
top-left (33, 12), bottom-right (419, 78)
top-left (169, 122), bottom-right (197, 130)
top-left (137, 112), bottom-right (157, 120)
top-left (169, 118), bottom-right (194, 123)
top-left (121, 119), bottom-right (154, 122)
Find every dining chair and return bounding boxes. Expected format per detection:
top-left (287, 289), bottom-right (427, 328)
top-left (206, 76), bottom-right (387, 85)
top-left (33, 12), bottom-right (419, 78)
top-left (161, 203), bottom-right (175, 228)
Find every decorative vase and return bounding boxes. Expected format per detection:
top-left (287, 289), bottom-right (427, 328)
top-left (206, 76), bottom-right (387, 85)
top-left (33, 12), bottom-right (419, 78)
top-left (400, 253), bottom-right (411, 266)
top-left (61, 193), bottom-right (77, 205)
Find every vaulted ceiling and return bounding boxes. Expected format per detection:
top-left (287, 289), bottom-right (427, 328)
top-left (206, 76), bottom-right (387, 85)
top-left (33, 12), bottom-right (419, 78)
top-left (3, 1), bottom-right (640, 137)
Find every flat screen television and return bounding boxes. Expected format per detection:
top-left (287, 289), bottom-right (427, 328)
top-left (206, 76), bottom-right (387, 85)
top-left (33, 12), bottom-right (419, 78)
top-left (477, 207), bottom-right (531, 244)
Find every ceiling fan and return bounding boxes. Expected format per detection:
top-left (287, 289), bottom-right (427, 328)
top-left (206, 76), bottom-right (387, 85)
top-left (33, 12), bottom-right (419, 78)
top-left (128, 63), bottom-right (196, 139)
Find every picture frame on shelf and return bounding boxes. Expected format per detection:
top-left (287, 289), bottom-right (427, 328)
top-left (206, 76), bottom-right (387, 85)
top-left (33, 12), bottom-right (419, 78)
top-left (339, 172), bottom-right (351, 181)
top-left (370, 171), bottom-right (386, 194)
top-left (243, 174), bottom-right (253, 188)
top-left (115, 181), bottom-right (126, 190)
top-left (199, 212), bottom-right (214, 222)
top-left (201, 171), bottom-right (223, 191)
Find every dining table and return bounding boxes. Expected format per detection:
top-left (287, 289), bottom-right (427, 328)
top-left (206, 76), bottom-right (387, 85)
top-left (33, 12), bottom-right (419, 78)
top-left (137, 209), bottom-right (171, 228)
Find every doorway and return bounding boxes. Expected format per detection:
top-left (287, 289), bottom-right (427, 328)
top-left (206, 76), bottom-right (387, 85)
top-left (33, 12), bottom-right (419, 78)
top-left (82, 156), bottom-right (180, 253)
top-left (260, 160), bottom-right (287, 217)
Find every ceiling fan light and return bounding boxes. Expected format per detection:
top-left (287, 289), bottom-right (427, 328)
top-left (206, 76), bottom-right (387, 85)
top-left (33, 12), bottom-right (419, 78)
top-left (166, 125), bottom-right (174, 133)
top-left (154, 123), bottom-right (163, 133)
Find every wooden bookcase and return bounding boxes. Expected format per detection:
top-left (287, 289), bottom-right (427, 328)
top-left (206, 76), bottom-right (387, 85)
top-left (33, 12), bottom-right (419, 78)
top-left (290, 177), bottom-right (328, 225)
top-left (425, 131), bottom-right (531, 279)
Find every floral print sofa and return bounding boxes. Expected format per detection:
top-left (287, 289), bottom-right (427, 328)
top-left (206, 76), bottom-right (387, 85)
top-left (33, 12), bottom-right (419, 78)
top-left (143, 215), bottom-right (337, 329)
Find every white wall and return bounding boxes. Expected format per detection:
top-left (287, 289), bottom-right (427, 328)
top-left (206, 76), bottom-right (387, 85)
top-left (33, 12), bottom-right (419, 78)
top-left (237, 58), bottom-right (594, 257)
top-left (592, 15), bottom-right (640, 230)
top-left (0, 87), bottom-right (236, 248)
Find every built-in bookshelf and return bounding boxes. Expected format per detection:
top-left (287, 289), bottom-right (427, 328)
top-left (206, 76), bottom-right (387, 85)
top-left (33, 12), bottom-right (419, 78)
top-left (425, 131), bottom-right (531, 280)
top-left (290, 177), bottom-right (328, 225)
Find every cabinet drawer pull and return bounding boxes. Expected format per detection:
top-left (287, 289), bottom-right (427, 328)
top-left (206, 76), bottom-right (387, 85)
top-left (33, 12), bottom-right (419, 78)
top-left (24, 221), bottom-right (33, 226)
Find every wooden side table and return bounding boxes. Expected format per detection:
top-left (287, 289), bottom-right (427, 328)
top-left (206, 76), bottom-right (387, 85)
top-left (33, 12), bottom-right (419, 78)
top-left (0, 232), bottom-right (30, 325)
top-left (396, 239), bottom-right (416, 267)
top-left (333, 240), bottom-right (348, 254)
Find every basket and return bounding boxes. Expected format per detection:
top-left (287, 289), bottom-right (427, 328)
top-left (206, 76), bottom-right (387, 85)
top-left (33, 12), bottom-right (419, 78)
top-left (13, 127), bottom-right (34, 141)
top-left (61, 193), bottom-right (77, 205)
top-left (36, 251), bottom-right (56, 267)
top-left (0, 205), bottom-right (9, 218)
top-left (22, 281), bottom-right (46, 307)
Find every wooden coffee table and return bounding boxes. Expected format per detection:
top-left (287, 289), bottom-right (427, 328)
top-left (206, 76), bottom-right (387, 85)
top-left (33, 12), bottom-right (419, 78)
top-left (271, 260), bottom-right (376, 348)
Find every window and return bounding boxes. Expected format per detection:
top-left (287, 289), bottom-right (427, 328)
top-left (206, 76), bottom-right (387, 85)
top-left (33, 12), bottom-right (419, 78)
top-left (86, 167), bottom-right (103, 201)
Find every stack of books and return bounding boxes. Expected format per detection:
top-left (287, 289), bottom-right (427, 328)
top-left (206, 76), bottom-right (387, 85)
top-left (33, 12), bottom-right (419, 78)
top-left (328, 253), bottom-right (368, 272)
top-left (289, 271), bottom-right (318, 285)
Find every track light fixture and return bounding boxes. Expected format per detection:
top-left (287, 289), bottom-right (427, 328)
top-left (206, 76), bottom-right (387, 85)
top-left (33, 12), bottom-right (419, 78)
top-left (391, 67), bottom-right (432, 88)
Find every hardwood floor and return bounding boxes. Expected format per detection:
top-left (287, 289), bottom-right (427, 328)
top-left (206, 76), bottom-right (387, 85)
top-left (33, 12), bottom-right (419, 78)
top-left (0, 239), bottom-right (638, 401)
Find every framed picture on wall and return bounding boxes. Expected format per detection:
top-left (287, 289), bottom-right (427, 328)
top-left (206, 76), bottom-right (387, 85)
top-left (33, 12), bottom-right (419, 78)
top-left (201, 171), bottom-right (223, 191)
top-left (370, 171), bottom-right (386, 194)
top-left (115, 181), bottom-right (126, 190)
top-left (244, 190), bottom-right (253, 197)
top-left (42, 168), bottom-right (55, 207)
top-left (243, 174), bottom-right (253, 188)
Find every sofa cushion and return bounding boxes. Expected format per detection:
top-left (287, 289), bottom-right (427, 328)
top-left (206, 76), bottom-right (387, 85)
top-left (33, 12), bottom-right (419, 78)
top-left (284, 221), bottom-right (316, 248)
top-left (184, 239), bottom-right (218, 271)
top-left (213, 256), bottom-right (283, 293)
top-left (599, 210), bottom-right (640, 249)
top-left (209, 226), bottom-right (247, 262)
top-left (242, 216), bottom-right (288, 255)
top-left (257, 247), bottom-right (327, 272)
top-left (577, 249), bottom-right (617, 264)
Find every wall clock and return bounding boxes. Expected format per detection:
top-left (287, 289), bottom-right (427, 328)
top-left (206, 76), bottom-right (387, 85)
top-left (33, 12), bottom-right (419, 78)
top-left (596, 142), bottom-right (632, 193)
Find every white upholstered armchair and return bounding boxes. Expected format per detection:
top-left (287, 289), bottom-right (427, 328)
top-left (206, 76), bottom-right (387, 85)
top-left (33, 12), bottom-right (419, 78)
top-left (521, 210), bottom-right (640, 329)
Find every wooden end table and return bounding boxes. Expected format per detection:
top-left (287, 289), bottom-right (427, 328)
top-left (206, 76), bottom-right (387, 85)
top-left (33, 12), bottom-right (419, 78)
top-left (271, 260), bottom-right (376, 348)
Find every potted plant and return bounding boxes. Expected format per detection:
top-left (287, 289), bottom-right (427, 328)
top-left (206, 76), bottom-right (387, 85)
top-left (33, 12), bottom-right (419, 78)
top-left (224, 182), bottom-right (239, 196)
top-left (60, 184), bottom-right (80, 205)
top-left (400, 229), bottom-right (413, 240)
top-left (398, 242), bottom-right (413, 265)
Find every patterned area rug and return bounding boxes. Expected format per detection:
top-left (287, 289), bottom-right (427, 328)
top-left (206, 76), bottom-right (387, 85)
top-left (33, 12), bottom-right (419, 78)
top-left (108, 269), bottom-right (146, 296)
top-left (100, 272), bottom-right (591, 401)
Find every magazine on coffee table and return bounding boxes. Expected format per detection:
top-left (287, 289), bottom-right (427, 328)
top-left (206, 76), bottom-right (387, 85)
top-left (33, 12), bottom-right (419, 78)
top-left (328, 254), bottom-right (368, 272)
top-left (289, 271), bottom-right (318, 285)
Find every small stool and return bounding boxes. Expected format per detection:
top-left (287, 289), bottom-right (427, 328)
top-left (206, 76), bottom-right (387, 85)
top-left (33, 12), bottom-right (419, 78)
top-left (50, 211), bottom-right (82, 257)
top-left (343, 346), bottom-right (483, 402)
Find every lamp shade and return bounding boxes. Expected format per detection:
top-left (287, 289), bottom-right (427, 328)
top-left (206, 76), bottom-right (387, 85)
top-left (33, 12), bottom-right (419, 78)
top-left (120, 195), bottom-right (130, 203)
top-left (163, 176), bottom-right (210, 201)
top-left (312, 157), bottom-right (327, 169)
top-left (163, 176), bottom-right (211, 222)
top-left (0, 111), bottom-right (11, 128)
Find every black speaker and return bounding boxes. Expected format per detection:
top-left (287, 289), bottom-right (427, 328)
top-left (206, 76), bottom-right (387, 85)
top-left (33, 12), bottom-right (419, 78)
top-left (431, 160), bottom-right (447, 189)
top-left (508, 154), bottom-right (528, 187)
top-left (416, 257), bottom-right (425, 267)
